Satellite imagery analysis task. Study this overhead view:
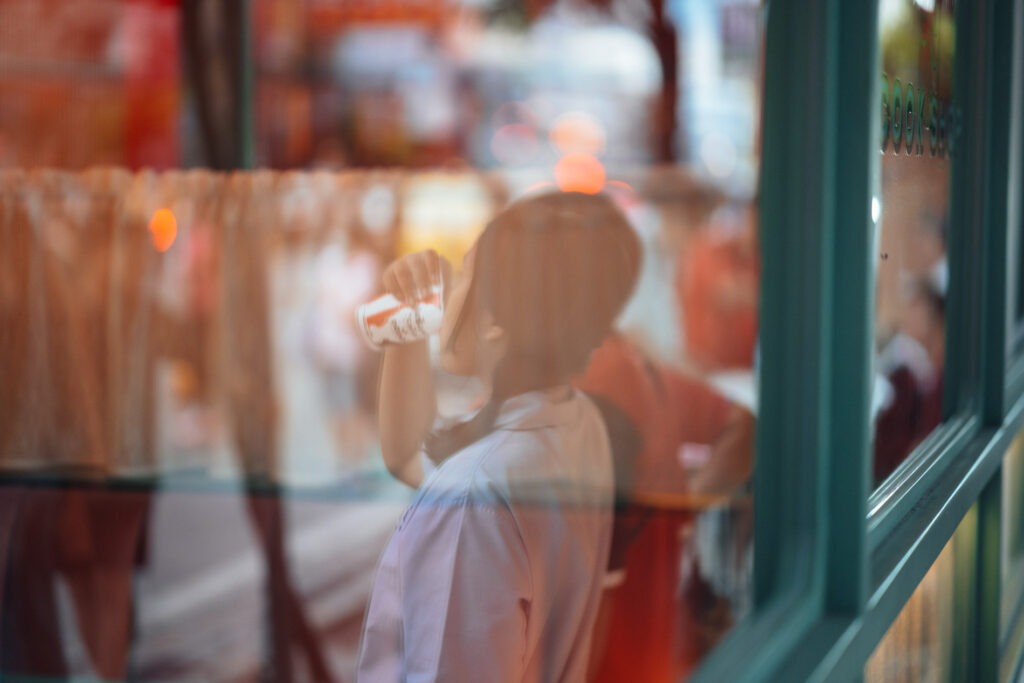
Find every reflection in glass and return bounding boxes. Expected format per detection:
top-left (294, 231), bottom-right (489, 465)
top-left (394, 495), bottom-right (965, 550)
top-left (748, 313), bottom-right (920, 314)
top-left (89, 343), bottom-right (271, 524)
top-left (872, 0), bottom-right (956, 488)
top-left (864, 519), bottom-right (957, 682)
top-left (1002, 434), bottom-right (1024, 640)
top-left (1, 1), bottom-right (764, 680)
top-left (0, 0), bottom-right (180, 169)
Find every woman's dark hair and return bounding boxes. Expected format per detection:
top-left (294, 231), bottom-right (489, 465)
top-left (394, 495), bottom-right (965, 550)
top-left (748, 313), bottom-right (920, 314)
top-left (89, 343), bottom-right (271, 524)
top-left (425, 191), bottom-right (641, 461)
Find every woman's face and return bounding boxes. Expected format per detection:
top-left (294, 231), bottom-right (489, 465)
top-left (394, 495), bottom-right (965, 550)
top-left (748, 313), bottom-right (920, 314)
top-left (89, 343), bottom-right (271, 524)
top-left (439, 246), bottom-right (485, 376)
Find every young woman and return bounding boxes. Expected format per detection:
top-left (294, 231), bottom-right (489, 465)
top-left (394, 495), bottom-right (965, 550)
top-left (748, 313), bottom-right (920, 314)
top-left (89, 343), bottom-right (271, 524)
top-left (357, 191), bottom-right (640, 682)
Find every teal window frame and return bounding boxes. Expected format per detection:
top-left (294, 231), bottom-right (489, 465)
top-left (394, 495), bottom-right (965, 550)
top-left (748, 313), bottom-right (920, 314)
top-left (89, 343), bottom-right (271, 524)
top-left (1008, 0), bottom-right (1024, 393)
top-left (1002, 5), bottom-right (1024, 677)
top-left (692, 0), bottom-right (1024, 681)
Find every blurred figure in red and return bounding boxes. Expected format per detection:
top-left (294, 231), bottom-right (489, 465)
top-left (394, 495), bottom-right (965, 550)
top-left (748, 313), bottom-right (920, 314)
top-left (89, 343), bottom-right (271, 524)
top-left (567, 183), bottom-right (756, 681)
top-left (577, 333), bottom-right (754, 682)
top-left (873, 278), bottom-right (945, 485)
top-left (677, 201), bottom-right (760, 371)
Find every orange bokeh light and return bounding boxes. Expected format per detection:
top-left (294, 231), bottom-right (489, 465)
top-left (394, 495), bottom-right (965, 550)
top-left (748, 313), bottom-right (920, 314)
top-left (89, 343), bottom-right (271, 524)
top-left (554, 153), bottom-right (606, 195)
top-left (549, 112), bottom-right (606, 156)
top-left (148, 208), bottom-right (177, 252)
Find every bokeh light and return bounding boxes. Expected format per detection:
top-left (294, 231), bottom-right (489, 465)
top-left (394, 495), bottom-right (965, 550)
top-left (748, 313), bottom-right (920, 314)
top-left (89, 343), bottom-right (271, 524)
top-left (549, 111), bottom-right (606, 156)
top-left (148, 208), bottom-right (177, 252)
top-left (554, 153), bottom-right (606, 194)
top-left (700, 132), bottom-right (738, 179)
top-left (491, 123), bottom-right (539, 166)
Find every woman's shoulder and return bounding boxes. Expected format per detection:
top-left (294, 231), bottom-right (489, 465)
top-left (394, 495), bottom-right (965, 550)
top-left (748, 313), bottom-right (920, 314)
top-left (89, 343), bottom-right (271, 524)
top-left (419, 430), bottom-right (519, 500)
top-left (424, 392), bottom-right (612, 500)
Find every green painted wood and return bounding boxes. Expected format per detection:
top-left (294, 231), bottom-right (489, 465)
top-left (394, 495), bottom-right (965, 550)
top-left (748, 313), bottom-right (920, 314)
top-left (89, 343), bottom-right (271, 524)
top-left (689, 589), bottom-right (822, 683)
top-left (1012, 652), bottom-right (1024, 683)
top-left (944, 0), bottom-right (987, 421)
top-left (694, 0), bottom-right (877, 677)
top-left (749, 0), bottom-right (834, 613)
top-left (961, 0), bottom-right (1015, 676)
top-left (1005, 0), bottom-right (1024, 413)
top-left (977, 472), bottom-right (1003, 682)
top-left (952, 505), bottom-right (979, 682)
top-left (1008, 356), bottom-right (1024, 417)
top-left (1005, 593), bottom-right (1024, 682)
top-left (692, 0), bottom-right (1024, 677)
top-left (692, 0), bottom-right (838, 676)
top-left (825, 0), bottom-right (878, 617)
top-left (868, 417), bottom-right (980, 546)
top-left (981, 0), bottom-right (1015, 426)
top-left (772, 396), bottom-right (1024, 681)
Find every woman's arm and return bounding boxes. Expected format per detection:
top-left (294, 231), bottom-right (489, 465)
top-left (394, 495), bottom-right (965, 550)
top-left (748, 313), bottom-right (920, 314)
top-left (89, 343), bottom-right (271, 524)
top-left (378, 341), bottom-right (433, 487)
top-left (377, 250), bottom-right (450, 488)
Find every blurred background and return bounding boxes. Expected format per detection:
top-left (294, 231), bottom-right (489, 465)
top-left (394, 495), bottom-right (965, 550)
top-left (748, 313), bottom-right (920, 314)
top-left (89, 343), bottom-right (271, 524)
top-left (0, 0), bottom-right (957, 681)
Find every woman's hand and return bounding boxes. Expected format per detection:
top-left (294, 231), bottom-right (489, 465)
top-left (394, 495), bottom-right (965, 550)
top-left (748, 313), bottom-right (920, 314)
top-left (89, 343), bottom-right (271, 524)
top-left (376, 250), bottom-right (453, 489)
top-left (382, 250), bottom-right (453, 305)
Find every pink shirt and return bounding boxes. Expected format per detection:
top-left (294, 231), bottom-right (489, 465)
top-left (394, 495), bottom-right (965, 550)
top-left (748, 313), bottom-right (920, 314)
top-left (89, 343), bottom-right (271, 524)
top-left (357, 389), bottom-right (614, 682)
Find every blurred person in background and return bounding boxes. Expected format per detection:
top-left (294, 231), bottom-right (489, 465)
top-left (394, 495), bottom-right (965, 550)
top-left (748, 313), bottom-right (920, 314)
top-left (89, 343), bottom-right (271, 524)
top-left (1, 189), bottom-right (154, 681)
top-left (677, 200), bottom-right (760, 372)
top-left (578, 322), bottom-right (755, 682)
top-left (873, 277), bottom-right (946, 486)
top-left (357, 192), bottom-right (639, 682)
top-left (170, 217), bottom-right (220, 448)
top-left (306, 226), bottom-right (382, 469)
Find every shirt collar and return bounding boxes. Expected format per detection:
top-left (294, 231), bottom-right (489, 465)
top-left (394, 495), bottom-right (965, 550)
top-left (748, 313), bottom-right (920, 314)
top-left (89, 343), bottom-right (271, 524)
top-left (492, 386), bottom-right (581, 432)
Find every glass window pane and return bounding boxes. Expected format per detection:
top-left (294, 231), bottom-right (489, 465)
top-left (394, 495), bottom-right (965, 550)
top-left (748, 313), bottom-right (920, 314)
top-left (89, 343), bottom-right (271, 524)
top-left (1, 1), bottom-right (764, 681)
top-left (872, 0), bottom-right (957, 489)
top-left (1011, 2), bottom-right (1024, 354)
top-left (258, 2), bottom-right (769, 680)
top-left (1015, 221), bottom-right (1024, 344)
top-left (1002, 433), bottom-right (1024, 639)
top-left (864, 517), bottom-right (960, 682)
top-left (0, 0), bottom-right (180, 169)
top-left (1009, 212), bottom-right (1022, 354)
